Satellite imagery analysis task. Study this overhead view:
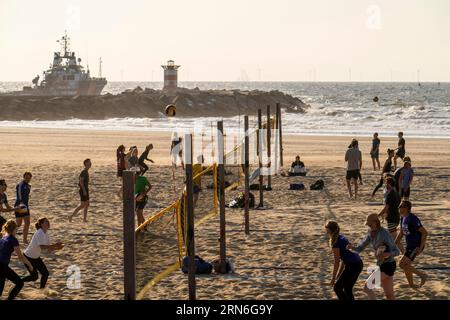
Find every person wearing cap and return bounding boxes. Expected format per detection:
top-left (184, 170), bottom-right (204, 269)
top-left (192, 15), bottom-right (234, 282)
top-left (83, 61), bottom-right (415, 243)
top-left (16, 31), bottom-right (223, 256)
top-left (395, 200), bottom-right (428, 288)
top-left (398, 156), bottom-right (414, 200)
top-left (347, 213), bottom-right (400, 300)
top-left (345, 139), bottom-right (362, 199)
top-left (394, 132), bottom-right (406, 169)
top-left (378, 177), bottom-right (401, 240)
top-left (371, 149), bottom-right (395, 199)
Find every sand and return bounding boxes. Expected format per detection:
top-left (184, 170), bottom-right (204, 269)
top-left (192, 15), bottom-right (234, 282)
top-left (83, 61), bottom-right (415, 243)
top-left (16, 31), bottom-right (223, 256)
top-left (0, 127), bottom-right (449, 300)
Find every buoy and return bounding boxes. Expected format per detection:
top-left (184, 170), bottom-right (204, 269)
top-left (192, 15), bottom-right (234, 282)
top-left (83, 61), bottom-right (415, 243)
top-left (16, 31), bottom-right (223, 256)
top-left (165, 104), bottom-right (177, 117)
top-left (373, 96), bottom-right (379, 102)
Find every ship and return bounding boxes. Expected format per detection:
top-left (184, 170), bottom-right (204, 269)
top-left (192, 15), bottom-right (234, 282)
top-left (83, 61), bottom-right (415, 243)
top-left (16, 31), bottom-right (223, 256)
top-left (3, 33), bottom-right (107, 96)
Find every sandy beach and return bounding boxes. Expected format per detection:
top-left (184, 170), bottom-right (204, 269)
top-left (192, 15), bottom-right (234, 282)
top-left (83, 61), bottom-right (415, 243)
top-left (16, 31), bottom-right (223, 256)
top-left (0, 127), bottom-right (449, 300)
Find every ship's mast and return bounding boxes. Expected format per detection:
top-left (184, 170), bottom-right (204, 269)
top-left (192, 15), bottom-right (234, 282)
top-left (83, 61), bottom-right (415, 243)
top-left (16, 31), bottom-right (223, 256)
top-left (57, 31), bottom-right (71, 57)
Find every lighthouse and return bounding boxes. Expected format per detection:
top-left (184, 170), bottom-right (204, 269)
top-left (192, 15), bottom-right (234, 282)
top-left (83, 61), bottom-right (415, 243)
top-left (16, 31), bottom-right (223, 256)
top-left (161, 60), bottom-right (180, 91)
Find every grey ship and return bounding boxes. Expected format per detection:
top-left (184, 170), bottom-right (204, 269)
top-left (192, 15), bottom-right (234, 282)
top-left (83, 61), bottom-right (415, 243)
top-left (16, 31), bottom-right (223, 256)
top-left (5, 33), bottom-right (107, 96)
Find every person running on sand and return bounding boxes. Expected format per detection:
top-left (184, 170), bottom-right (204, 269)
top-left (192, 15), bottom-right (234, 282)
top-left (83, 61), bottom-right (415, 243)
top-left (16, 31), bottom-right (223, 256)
top-left (134, 174), bottom-right (152, 226)
top-left (14, 172), bottom-right (33, 244)
top-left (399, 157), bottom-right (414, 200)
top-left (69, 159), bottom-right (91, 223)
top-left (325, 221), bottom-right (363, 300)
top-left (22, 217), bottom-right (64, 290)
top-left (138, 144), bottom-right (154, 176)
top-left (345, 139), bottom-right (362, 198)
top-left (371, 149), bottom-right (394, 198)
top-left (394, 132), bottom-right (406, 169)
top-left (0, 180), bottom-right (15, 231)
top-left (378, 177), bottom-right (401, 241)
top-left (347, 214), bottom-right (400, 300)
top-left (370, 133), bottom-right (381, 171)
top-left (0, 220), bottom-right (33, 300)
top-left (395, 200), bottom-right (428, 288)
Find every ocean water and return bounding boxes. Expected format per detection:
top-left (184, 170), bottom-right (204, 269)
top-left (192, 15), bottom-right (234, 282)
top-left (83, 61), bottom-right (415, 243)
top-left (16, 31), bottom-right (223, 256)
top-left (1, 81), bottom-right (449, 138)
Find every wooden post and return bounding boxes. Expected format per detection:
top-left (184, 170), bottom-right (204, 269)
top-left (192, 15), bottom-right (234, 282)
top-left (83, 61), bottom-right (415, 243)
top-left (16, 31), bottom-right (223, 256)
top-left (244, 116), bottom-right (250, 234)
top-left (266, 105), bottom-right (272, 189)
top-left (184, 134), bottom-right (196, 300)
top-left (123, 170), bottom-right (136, 300)
top-left (257, 109), bottom-right (264, 208)
top-left (217, 121), bottom-right (227, 273)
top-left (274, 104), bottom-right (279, 174)
top-left (277, 103), bottom-right (284, 166)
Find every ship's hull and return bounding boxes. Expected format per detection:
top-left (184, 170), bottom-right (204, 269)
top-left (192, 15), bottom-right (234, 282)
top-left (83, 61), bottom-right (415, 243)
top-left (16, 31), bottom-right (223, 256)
top-left (1, 79), bottom-right (107, 97)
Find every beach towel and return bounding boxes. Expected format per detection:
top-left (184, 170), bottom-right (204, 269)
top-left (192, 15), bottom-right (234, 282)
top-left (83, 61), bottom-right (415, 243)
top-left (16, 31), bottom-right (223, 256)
top-left (289, 183), bottom-right (305, 190)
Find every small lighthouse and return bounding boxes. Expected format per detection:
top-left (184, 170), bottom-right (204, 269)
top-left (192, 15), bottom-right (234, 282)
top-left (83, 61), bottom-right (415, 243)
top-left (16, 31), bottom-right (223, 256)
top-left (161, 60), bottom-right (180, 90)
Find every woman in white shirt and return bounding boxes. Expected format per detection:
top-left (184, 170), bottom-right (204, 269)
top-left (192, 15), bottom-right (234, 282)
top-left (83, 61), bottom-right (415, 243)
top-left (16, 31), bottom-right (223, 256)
top-left (22, 218), bottom-right (64, 289)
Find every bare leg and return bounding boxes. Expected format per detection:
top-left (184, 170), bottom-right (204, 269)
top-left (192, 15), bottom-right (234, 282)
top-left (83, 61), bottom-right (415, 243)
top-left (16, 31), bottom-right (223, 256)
top-left (136, 209), bottom-right (145, 226)
top-left (16, 217), bottom-right (23, 228)
top-left (83, 201), bottom-right (90, 222)
top-left (376, 158), bottom-right (381, 170)
top-left (372, 158), bottom-right (376, 171)
top-left (381, 272), bottom-right (395, 300)
top-left (193, 193), bottom-right (199, 208)
top-left (346, 179), bottom-right (353, 198)
top-left (399, 255), bottom-right (427, 288)
top-left (70, 203), bottom-right (85, 222)
top-left (393, 155), bottom-right (398, 170)
top-left (23, 216), bottom-right (30, 244)
top-left (353, 178), bottom-right (358, 199)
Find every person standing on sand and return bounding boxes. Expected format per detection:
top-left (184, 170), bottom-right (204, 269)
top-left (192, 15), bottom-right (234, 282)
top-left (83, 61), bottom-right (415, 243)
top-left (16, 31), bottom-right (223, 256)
top-left (0, 220), bottom-right (33, 300)
top-left (395, 201), bottom-right (428, 288)
top-left (171, 133), bottom-right (184, 169)
top-left (138, 144), bottom-right (154, 176)
top-left (134, 174), bottom-right (152, 226)
top-left (378, 177), bottom-right (401, 241)
top-left (127, 147), bottom-right (139, 171)
top-left (69, 159), bottom-right (91, 223)
top-left (22, 217), bottom-right (64, 290)
top-left (398, 157), bottom-right (414, 200)
top-left (345, 139), bottom-right (362, 198)
top-left (325, 221), bottom-right (363, 300)
top-left (116, 145), bottom-right (127, 198)
top-left (370, 133), bottom-right (381, 171)
top-left (371, 149), bottom-right (394, 199)
top-left (14, 172), bottom-right (33, 244)
top-left (0, 180), bottom-right (15, 231)
top-left (394, 132), bottom-right (406, 169)
top-left (347, 214), bottom-right (400, 300)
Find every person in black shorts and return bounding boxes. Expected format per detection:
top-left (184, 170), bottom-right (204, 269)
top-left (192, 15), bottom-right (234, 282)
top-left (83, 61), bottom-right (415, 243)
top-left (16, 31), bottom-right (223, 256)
top-left (371, 149), bottom-right (394, 198)
top-left (370, 132), bottom-right (381, 171)
top-left (0, 180), bottom-right (15, 231)
top-left (395, 200), bottom-right (428, 288)
top-left (345, 139), bottom-right (362, 198)
top-left (138, 144), bottom-right (154, 176)
top-left (378, 177), bottom-right (401, 241)
top-left (394, 132), bottom-right (406, 169)
top-left (69, 159), bottom-right (91, 223)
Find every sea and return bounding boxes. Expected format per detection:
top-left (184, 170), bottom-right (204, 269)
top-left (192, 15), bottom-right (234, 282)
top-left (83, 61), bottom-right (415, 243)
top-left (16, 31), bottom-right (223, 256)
top-left (0, 81), bottom-right (449, 138)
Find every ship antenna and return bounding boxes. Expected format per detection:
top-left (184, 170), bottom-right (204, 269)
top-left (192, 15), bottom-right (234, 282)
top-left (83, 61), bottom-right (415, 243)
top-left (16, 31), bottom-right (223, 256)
top-left (99, 57), bottom-right (102, 78)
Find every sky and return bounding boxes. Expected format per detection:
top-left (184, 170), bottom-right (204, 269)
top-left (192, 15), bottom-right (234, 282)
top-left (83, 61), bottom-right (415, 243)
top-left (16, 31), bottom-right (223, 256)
top-left (0, 0), bottom-right (449, 82)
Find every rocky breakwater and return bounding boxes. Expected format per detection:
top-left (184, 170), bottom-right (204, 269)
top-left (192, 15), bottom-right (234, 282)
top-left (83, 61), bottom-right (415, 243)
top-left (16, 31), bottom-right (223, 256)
top-left (0, 87), bottom-right (309, 121)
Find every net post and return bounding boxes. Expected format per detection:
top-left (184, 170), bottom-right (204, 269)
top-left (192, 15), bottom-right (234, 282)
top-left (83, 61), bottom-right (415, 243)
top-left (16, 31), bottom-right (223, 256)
top-left (266, 104), bottom-right (272, 189)
top-left (184, 133), bottom-right (196, 300)
top-left (257, 109), bottom-right (264, 208)
top-left (274, 103), bottom-right (280, 174)
top-left (244, 115), bottom-right (250, 234)
top-left (217, 121), bottom-right (227, 273)
top-left (123, 170), bottom-right (136, 300)
top-left (277, 102), bottom-right (283, 166)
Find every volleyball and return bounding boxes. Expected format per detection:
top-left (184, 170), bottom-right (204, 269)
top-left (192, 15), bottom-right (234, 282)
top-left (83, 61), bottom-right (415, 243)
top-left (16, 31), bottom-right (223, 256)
top-left (165, 104), bottom-right (177, 117)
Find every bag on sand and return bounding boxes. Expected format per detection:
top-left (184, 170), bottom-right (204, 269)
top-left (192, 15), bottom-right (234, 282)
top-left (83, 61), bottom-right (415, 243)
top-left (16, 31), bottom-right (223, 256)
top-left (181, 256), bottom-right (213, 274)
top-left (212, 258), bottom-right (235, 274)
top-left (228, 192), bottom-right (255, 208)
top-left (310, 179), bottom-right (324, 190)
top-left (289, 183), bottom-right (305, 190)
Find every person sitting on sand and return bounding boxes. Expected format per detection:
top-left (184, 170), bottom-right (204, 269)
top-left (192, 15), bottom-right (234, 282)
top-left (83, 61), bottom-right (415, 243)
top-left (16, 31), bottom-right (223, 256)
top-left (345, 139), bottom-right (362, 198)
top-left (398, 157), bottom-right (414, 200)
top-left (395, 200), bottom-right (428, 288)
top-left (394, 132), bottom-right (406, 169)
top-left (347, 214), bottom-right (400, 300)
top-left (0, 219), bottom-right (33, 300)
top-left (370, 132), bottom-right (381, 171)
top-left (378, 177), bottom-right (401, 241)
top-left (371, 149), bottom-right (394, 199)
top-left (23, 217), bottom-right (64, 290)
top-left (14, 172), bottom-right (33, 244)
top-left (138, 144), bottom-right (154, 176)
top-left (0, 180), bottom-right (15, 231)
top-left (69, 159), bottom-right (91, 223)
top-left (288, 155), bottom-right (306, 176)
top-left (134, 174), bottom-right (152, 226)
top-left (325, 220), bottom-right (363, 300)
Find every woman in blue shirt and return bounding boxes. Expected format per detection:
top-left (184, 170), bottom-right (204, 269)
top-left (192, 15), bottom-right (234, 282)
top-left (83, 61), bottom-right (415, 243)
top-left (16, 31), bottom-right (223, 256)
top-left (325, 220), bottom-right (363, 300)
top-left (0, 219), bottom-right (33, 300)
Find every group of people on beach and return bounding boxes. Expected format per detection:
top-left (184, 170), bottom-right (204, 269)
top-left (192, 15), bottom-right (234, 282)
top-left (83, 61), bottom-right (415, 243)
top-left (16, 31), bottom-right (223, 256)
top-left (328, 131), bottom-right (426, 300)
top-left (1, 178), bottom-right (64, 300)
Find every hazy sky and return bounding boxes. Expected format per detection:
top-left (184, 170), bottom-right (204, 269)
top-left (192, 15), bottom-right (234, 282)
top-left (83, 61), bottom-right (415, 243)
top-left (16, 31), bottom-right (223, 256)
top-left (0, 0), bottom-right (449, 81)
